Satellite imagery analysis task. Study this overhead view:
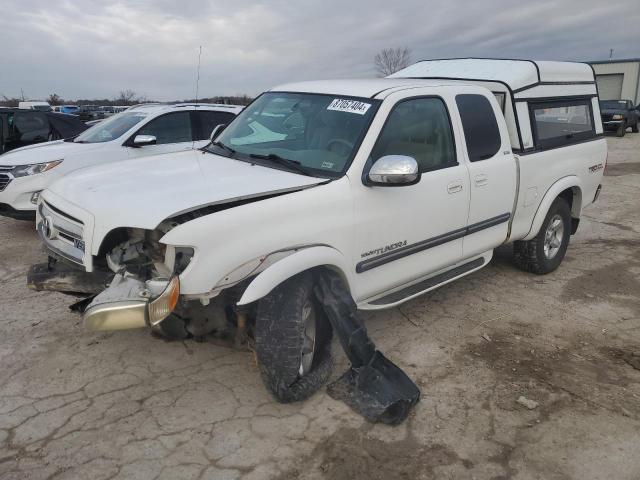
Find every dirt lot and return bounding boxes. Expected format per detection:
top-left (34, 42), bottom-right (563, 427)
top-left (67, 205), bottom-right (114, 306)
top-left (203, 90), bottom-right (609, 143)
top-left (0, 135), bottom-right (639, 480)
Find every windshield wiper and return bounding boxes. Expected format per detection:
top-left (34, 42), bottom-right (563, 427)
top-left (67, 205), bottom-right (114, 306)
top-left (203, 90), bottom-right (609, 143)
top-left (248, 153), bottom-right (316, 177)
top-left (208, 141), bottom-right (235, 156)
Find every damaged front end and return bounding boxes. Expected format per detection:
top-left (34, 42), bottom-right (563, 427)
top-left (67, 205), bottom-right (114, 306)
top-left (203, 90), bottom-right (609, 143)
top-left (83, 274), bottom-right (179, 331)
top-left (29, 220), bottom-right (193, 333)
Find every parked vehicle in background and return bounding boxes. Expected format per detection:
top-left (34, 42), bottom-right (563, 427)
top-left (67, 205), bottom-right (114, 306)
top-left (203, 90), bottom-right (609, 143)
top-left (58, 105), bottom-right (80, 115)
top-left (100, 106), bottom-right (116, 117)
top-left (28, 59), bottom-right (606, 403)
top-left (0, 103), bottom-right (242, 219)
top-left (0, 109), bottom-right (87, 155)
top-left (18, 101), bottom-right (52, 112)
top-left (77, 105), bottom-right (104, 122)
top-left (599, 99), bottom-right (639, 137)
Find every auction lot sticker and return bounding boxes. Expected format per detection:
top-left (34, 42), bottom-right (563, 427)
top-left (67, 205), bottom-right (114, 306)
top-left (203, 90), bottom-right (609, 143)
top-left (327, 98), bottom-right (371, 115)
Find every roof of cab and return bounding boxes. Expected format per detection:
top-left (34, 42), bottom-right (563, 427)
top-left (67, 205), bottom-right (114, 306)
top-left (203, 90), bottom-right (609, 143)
top-left (270, 78), bottom-right (461, 99)
top-left (389, 58), bottom-right (595, 92)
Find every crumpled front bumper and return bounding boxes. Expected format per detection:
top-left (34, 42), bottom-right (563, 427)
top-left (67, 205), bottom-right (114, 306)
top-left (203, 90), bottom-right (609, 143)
top-left (83, 274), bottom-right (180, 331)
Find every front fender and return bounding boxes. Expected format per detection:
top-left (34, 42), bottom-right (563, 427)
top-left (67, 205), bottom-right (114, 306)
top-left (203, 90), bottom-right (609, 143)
top-left (237, 246), bottom-right (351, 306)
top-left (522, 176), bottom-right (582, 241)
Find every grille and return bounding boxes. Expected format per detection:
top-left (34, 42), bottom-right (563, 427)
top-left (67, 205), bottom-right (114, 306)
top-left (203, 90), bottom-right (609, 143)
top-left (0, 173), bottom-right (11, 192)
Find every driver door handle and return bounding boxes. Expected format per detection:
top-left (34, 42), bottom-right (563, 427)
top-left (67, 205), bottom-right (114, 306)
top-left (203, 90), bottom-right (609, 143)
top-left (447, 181), bottom-right (463, 194)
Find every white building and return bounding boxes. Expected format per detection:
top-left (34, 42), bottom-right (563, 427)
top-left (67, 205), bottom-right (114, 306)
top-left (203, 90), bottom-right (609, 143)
top-left (589, 58), bottom-right (640, 104)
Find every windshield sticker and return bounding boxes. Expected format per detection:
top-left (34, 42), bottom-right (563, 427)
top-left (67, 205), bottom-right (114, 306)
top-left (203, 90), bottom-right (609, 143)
top-left (327, 99), bottom-right (371, 115)
top-left (321, 161), bottom-right (335, 169)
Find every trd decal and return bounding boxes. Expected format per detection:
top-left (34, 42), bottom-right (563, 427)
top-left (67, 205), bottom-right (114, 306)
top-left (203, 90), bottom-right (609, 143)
top-left (361, 240), bottom-right (407, 259)
top-left (589, 163), bottom-right (603, 173)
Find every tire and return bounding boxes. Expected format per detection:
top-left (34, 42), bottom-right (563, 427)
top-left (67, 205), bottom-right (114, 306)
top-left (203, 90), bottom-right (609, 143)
top-left (513, 197), bottom-right (571, 275)
top-left (255, 271), bottom-right (332, 403)
top-left (616, 123), bottom-right (626, 137)
top-left (632, 122), bottom-right (639, 133)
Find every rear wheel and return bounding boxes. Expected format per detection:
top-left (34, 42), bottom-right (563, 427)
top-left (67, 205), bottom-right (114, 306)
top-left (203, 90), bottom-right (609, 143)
top-left (513, 197), bottom-right (571, 274)
top-left (255, 271), bottom-right (332, 402)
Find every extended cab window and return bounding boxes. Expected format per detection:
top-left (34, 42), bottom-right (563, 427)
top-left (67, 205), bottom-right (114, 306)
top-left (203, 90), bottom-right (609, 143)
top-left (137, 112), bottom-right (192, 144)
top-left (456, 94), bottom-right (501, 162)
top-left (370, 97), bottom-right (456, 172)
top-left (529, 99), bottom-right (594, 149)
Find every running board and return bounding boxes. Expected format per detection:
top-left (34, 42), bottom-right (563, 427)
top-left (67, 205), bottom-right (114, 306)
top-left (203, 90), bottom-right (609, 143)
top-left (368, 258), bottom-right (485, 306)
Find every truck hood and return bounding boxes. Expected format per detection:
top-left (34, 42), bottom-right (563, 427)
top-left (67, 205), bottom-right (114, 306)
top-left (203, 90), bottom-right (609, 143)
top-left (47, 150), bottom-right (326, 232)
top-left (0, 140), bottom-right (106, 166)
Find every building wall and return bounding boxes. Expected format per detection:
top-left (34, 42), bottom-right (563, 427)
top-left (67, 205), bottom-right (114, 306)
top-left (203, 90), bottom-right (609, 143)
top-left (591, 61), bottom-right (640, 104)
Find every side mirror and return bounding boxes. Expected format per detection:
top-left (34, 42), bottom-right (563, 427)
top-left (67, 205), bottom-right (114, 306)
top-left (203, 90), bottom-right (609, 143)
top-left (132, 134), bottom-right (156, 147)
top-left (366, 155), bottom-right (420, 186)
top-left (210, 124), bottom-right (227, 142)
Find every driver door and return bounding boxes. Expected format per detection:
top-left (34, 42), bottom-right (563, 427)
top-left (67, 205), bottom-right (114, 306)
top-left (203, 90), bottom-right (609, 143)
top-left (351, 93), bottom-right (471, 302)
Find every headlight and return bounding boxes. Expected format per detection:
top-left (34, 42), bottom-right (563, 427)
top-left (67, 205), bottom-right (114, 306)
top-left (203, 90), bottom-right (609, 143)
top-left (612, 114), bottom-right (623, 120)
top-left (13, 160), bottom-right (63, 177)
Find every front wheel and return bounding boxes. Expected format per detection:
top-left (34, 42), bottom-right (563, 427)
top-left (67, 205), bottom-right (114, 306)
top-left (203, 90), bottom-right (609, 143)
top-left (616, 123), bottom-right (626, 137)
top-left (513, 197), bottom-right (571, 274)
top-left (632, 122), bottom-right (639, 133)
top-left (255, 271), bottom-right (332, 402)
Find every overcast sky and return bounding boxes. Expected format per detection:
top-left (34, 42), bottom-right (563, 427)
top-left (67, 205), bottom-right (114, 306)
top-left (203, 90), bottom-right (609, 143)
top-left (1, 0), bottom-right (639, 101)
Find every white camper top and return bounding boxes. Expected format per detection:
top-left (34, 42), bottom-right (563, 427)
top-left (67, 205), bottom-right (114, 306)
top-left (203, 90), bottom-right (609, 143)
top-left (389, 58), bottom-right (595, 94)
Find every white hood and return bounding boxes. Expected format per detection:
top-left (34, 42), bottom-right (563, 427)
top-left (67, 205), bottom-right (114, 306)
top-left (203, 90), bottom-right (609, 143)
top-left (0, 140), bottom-right (108, 166)
top-left (47, 150), bottom-right (325, 233)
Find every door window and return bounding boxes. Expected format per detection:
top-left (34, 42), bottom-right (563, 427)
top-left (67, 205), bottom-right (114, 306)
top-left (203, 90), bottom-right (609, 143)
top-left (137, 112), bottom-right (192, 145)
top-left (195, 110), bottom-right (236, 140)
top-left (370, 97), bottom-right (456, 173)
top-left (13, 112), bottom-right (50, 142)
top-left (456, 94), bottom-right (501, 162)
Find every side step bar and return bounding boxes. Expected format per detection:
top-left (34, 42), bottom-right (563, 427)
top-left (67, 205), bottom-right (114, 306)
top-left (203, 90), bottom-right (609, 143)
top-left (369, 257), bottom-right (485, 306)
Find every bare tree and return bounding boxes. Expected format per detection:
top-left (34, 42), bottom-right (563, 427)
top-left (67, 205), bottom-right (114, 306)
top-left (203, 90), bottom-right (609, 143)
top-left (374, 47), bottom-right (412, 77)
top-left (116, 89), bottom-right (138, 105)
top-left (47, 93), bottom-right (63, 105)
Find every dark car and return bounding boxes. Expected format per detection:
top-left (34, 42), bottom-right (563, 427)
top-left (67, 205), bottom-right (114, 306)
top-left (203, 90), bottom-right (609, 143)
top-left (76, 105), bottom-right (105, 122)
top-left (599, 99), bottom-right (639, 137)
top-left (0, 109), bottom-right (89, 154)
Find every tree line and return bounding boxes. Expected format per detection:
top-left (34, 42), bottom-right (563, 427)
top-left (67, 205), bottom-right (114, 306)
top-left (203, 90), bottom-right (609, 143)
top-left (0, 89), bottom-right (254, 107)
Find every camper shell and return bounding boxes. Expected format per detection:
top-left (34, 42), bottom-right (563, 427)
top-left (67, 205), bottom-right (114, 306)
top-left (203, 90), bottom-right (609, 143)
top-left (390, 58), bottom-right (602, 152)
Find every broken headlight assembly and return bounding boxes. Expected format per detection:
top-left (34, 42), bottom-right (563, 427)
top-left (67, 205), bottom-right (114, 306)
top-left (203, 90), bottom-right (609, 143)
top-left (13, 160), bottom-right (63, 177)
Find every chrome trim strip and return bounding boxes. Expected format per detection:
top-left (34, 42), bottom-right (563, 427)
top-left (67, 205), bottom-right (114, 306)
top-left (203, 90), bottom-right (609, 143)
top-left (356, 213), bottom-right (511, 273)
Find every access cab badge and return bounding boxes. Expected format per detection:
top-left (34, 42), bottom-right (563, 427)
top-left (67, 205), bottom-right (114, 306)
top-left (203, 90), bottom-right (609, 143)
top-left (327, 98), bottom-right (371, 115)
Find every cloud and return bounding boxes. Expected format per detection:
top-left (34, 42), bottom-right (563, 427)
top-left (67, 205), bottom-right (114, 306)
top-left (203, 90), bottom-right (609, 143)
top-left (1, 0), bottom-right (638, 101)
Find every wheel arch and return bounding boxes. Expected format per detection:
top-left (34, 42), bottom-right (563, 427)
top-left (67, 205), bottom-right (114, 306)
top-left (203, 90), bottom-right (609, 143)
top-left (237, 245), bottom-right (352, 306)
top-left (523, 176), bottom-right (583, 241)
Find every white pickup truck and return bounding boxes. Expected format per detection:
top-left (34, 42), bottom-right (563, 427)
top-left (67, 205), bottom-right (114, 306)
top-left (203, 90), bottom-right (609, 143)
top-left (30, 59), bottom-right (606, 402)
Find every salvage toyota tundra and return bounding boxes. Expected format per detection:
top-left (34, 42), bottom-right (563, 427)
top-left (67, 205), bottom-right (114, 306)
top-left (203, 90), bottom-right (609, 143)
top-left (29, 59), bottom-right (606, 404)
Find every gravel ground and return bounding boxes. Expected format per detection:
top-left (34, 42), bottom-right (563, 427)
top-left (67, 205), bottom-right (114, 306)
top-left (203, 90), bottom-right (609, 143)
top-left (0, 135), bottom-right (638, 480)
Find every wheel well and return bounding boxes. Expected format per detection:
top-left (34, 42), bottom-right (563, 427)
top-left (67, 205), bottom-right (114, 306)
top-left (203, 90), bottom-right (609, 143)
top-left (558, 187), bottom-right (582, 235)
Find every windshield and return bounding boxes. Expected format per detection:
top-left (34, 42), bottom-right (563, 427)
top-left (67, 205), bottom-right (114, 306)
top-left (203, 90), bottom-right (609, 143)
top-left (600, 100), bottom-right (627, 109)
top-left (74, 111), bottom-right (147, 143)
top-left (209, 92), bottom-right (379, 177)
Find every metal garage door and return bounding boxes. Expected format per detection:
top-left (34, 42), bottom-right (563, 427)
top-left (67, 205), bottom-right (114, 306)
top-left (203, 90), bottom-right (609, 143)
top-left (596, 74), bottom-right (623, 100)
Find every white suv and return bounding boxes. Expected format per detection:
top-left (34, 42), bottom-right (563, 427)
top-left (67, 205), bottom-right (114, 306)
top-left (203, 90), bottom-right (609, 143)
top-left (0, 103), bottom-right (243, 219)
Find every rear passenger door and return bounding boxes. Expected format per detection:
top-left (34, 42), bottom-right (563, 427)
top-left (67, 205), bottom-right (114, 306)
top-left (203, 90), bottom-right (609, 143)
top-left (126, 111), bottom-right (195, 159)
top-left (455, 93), bottom-right (517, 257)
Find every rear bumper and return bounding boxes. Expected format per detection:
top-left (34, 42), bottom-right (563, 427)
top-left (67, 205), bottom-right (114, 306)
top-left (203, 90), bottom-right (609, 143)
top-left (0, 203), bottom-right (35, 220)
